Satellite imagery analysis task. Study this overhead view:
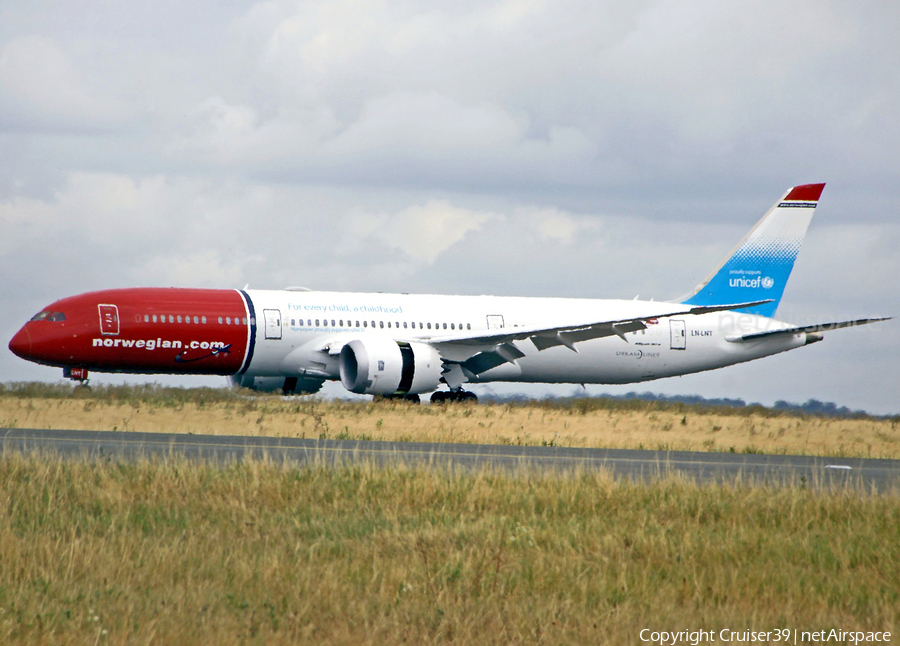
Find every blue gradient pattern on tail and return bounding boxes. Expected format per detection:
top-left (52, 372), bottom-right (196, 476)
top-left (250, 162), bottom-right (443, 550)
top-left (682, 184), bottom-right (824, 318)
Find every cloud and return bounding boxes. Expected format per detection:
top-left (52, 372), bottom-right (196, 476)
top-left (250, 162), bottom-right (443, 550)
top-left (371, 200), bottom-right (497, 264)
top-left (133, 249), bottom-right (262, 287)
top-left (0, 36), bottom-right (122, 131)
top-left (1, 1), bottom-right (898, 411)
top-left (327, 93), bottom-right (527, 155)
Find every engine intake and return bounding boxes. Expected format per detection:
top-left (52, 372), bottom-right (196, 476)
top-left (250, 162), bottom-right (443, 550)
top-left (339, 337), bottom-right (443, 395)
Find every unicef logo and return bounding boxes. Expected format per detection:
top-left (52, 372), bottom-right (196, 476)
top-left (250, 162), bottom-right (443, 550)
top-left (762, 276), bottom-right (775, 289)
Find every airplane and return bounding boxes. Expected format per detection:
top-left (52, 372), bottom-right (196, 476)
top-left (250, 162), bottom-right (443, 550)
top-left (8, 183), bottom-right (890, 403)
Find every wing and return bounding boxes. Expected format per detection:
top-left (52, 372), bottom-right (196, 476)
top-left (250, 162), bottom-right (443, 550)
top-left (727, 317), bottom-right (892, 342)
top-left (425, 299), bottom-right (773, 376)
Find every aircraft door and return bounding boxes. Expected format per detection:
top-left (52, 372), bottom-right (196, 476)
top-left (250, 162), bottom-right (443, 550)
top-left (263, 309), bottom-right (282, 340)
top-left (486, 315), bottom-right (505, 329)
top-left (98, 304), bottom-right (120, 335)
top-left (669, 319), bottom-right (686, 350)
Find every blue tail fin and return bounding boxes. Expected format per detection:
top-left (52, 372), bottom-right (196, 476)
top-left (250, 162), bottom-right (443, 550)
top-left (682, 183), bottom-right (825, 318)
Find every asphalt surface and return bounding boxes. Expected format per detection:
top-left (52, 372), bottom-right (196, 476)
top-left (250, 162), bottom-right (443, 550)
top-left (2, 427), bottom-right (899, 491)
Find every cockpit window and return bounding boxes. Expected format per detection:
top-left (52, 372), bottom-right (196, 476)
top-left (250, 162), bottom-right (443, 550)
top-left (30, 311), bottom-right (65, 322)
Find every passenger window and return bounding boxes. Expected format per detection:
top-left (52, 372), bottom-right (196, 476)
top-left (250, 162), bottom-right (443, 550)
top-left (363, 321), bottom-right (368, 328)
top-left (177, 315), bottom-right (183, 323)
top-left (467, 323), bottom-right (471, 330)
top-left (202, 316), bottom-right (207, 324)
top-left (339, 320), bottom-right (343, 327)
top-left (226, 317), bottom-right (231, 324)
top-left (152, 315), bottom-right (158, 323)
top-left (194, 316), bottom-right (199, 324)
top-left (316, 319), bottom-right (320, 326)
top-left (379, 321), bottom-right (384, 329)
top-left (427, 323), bottom-right (431, 329)
top-left (387, 322), bottom-right (391, 328)
top-left (403, 322), bottom-right (408, 329)
top-left (144, 315), bottom-right (149, 323)
top-left (443, 323), bottom-right (447, 330)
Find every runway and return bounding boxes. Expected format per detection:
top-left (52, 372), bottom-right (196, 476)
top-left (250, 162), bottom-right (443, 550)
top-left (2, 427), bottom-right (899, 490)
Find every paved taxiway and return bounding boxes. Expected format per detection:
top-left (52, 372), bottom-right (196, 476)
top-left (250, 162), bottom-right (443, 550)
top-left (2, 428), bottom-right (898, 490)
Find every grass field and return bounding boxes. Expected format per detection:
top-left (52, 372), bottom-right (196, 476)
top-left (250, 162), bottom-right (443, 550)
top-left (1, 454), bottom-right (897, 644)
top-left (1, 382), bottom-right (898, 459)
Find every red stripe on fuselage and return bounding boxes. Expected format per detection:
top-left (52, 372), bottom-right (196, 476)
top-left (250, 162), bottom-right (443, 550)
top-left (12, 288), bottom-right (250, 375)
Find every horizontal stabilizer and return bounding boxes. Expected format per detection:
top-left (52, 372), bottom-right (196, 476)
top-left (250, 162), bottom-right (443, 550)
top-left (727, 317), bottom-right (892, 342)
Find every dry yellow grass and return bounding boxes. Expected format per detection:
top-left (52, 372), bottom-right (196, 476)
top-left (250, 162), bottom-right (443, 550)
top-left (1, 454), bottom-right (898, 644)
top-left (2, 388), bottom-right (898, 458)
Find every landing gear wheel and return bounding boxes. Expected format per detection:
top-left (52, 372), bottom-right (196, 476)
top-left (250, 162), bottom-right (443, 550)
top-left (430, 390), bottom-right (477, 404)
top-left (375, 393), bottom-right (421, 404)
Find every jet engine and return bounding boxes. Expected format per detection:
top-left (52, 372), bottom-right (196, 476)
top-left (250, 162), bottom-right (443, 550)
top-left (339, 338), bottom-right (443, 395)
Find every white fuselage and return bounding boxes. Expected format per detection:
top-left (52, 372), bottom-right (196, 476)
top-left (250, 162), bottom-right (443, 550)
top-left (242, 290), bottom-right (807, 386)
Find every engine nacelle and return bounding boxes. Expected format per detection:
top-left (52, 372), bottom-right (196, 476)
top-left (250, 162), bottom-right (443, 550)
top-left (339, 338), bottom-right (443, 396)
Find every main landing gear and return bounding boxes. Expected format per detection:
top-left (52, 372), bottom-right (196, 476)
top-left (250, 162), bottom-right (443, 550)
top-left (430, 390), bottom-right (478, 404)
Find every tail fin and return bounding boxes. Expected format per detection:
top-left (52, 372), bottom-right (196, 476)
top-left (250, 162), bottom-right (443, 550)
top-left (681, 183), bottom-right (825, 318)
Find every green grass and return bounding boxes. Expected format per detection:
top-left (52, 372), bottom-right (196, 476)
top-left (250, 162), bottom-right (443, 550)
top-left (1, 455), bottom-right (897, 643)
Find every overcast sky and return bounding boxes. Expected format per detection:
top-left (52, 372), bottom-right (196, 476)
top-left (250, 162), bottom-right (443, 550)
top-left (2, 0), bottom-right (898, 413)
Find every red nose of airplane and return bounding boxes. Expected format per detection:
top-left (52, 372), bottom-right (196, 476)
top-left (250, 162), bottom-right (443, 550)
top-left (8, 326), bottom-right (32, 360)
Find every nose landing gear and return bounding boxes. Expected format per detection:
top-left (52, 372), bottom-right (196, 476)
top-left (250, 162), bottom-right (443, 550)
top-left (63, 367), bottom-right (90, 388)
